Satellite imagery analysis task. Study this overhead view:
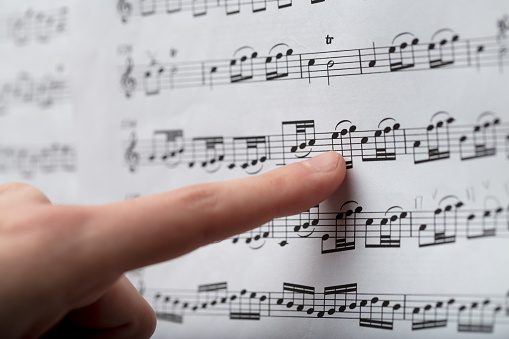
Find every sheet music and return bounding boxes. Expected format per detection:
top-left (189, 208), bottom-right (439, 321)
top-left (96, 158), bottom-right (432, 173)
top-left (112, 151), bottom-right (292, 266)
top-left (1, 0), bottom-right (509, 337)
top-left (0, 0), bottom-right (77, 203)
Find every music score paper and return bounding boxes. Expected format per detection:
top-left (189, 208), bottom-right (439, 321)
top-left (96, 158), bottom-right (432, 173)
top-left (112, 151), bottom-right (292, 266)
top-left (1, 0), bottom-right (508, 338)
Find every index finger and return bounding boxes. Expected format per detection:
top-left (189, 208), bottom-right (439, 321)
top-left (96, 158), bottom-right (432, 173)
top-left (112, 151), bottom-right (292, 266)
top-left (83, 152), bottom-right (346, 273)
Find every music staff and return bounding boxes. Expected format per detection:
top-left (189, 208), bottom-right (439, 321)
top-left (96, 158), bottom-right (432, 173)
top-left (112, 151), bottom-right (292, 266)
top-left (146, 281), bottom-right (509, 334)
top-left (124, 112), bottom-right (509, 173)
top-left (0, 143), bottom-right (76, 178)
top-left (117, 0), bottom-right (325, 23)
top-left (0, 7), bottom-right (68, 45)
top-left (228, 194), bottom-right (509, 253)
top-left (119, 25), bottom-right (508, 97)
top-left (0, 70), bottom-right (70, 115)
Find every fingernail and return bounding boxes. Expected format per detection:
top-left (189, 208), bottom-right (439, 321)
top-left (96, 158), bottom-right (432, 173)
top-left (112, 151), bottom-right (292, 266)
top-left (304, 152), bottom-right (340, 172)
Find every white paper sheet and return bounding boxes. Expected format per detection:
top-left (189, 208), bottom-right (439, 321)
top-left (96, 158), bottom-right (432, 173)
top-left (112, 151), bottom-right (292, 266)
top-left (3, 0), bottom-right (509, 337)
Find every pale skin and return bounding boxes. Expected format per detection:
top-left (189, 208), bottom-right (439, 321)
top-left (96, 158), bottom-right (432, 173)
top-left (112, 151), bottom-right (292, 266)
top-left (0, 151), bottom-right (346, 339)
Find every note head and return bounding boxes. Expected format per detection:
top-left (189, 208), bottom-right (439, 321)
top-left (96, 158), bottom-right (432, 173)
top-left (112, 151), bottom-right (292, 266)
top-left (201, 303), bottom-right (207, 309)
top-left (276, 53), bottom-right (283, 59)
top-left (306, 308), bottom-right (314, 315)
top-left (440, 39), bottom-right (447, 46)
top-left (400, 42), bottom-right (408, 49)
top-left (436, 301), bottom-right (443, 308)
top-left (419, 224), bottom-right (427, 231)
top-left (394, 304), bottom-right (401, 311)
top-left (413, 140), bottom-right (421, 147)
top-left (412, 38), bottom-right (419, 45)
top-left (467, 214), bottom-right (475, 220)
top-left (322, 234), bottom-right (330, 241)
top-left (231, 295), bottom-right (237, 301)
top-left (162, 154), bottom-right (168, 160)
top-left (366, 218), bottom-right (374, 226)
top-left (251, 160), bottom-right (258, 166)
top-left (228, 163), bottom-right (235, 169)
top-left (375, 130), bottom-right (382, 137)
top-left (287, 301), bottom-right (294, 308)
top-left (427, 124), bottom-right (434, 131)
top-left (297, 305), bottom-right (304, 311)
top-left (260, 295), bottom-right (267, 302)
top-left (230, 60), bottom-right (237, 66)
top-left (263, 231), bottom-right (269, 238)
top-left (276, 298), bottom-right (284, 305)
top-left (332, 132), bottom-right (339, 139)
top-left (192, 306), bottom-right (198, 311)
top-left (340, 129), bottom-right (349, 136)
top-left (369, 60), bottom-right (376, 67)
top-left (241, 163), bottom-right (248, 169)
top-left (452, 35), bottom-right (459, 42)
top-left (424, 304), bottom-right (432, 311)
top-left (460, 136), bottom-right (467, 142)
top-left (355, 206), bottom-right (363, 213)
top-left (188, 162), bottom-right (195, 167)
top-left (382, 300), bottom-right (390, 307)
top-left (170, 151), bottom-right (176, 157)
top-left (437, 121), bottom-right (444, 128)
top-left (434, 208), bottom-right (442, 215)
top-left (381, 218), bottom-right (388, 225)
top-left (413, 307), bottom-right (420, 314)
top-left (360, 300), bottom-right (368, 307)
top-left (251, 52), bottom-right (258, 58)
top-left (346, 210), bottom-right (354, 217)
top-left (211, 67), bottom-right (217, 73)
top-left (286, 49), bottom-right (293, 56)
top-left (349, 302), bottom-right (357, 309)
top-left (384, 126), bottom-right (392, 133)
top-left (445, 205), bottom-right (452, 212)
top-left (328, 308), bottom-right (335, 315)
top-left (245, 238), bottom-right (252, 244)
top-left (312, 219), bottom-right (319, 226)
top-left (456, 202), bottom-right (464, 208)
top-left (389, 46), bottom-right (396, 53)
top-left (478, 45), bottom-right (484, 52)
top-left (148, 154), bottom-right (155, 161)
top-left (201, 161), bottom-right (207, 167)
top-left (494, 118), bottom-right (500, 125)
top-left (254, 235), bottom-right (260, 241)
top-left (400, 212), bottom-right (408, 218)
top-left (232, 238), bottom-right (239, 244)
top-left (260, 156), bottom-right (267, 162)
top-left (308, 59), bottom-right (316, 66)
top-left (390, 215), bottom-right (398, 222)
top-left (317, 311), bottom-right (325, 318)
top-left (299, 142), bottom-right (306, 149)
top-left (279, 240), bottom-right (288, 247)
top-left (361, 137), bottom-right (368, 144)
top-left (428, 43), bottom-right (436, 50)
top-left (290, 146), bottom-right (298, 153)
top-left (303, 222), bottom-right (310, 228)
top-left (241, 56), bottom-right (247, 62)
top-left (308, 139), bottom-right (316, 146)
top-left (211, 300), bottom-right (217, 306)
top-left (336, 212), bottom-right (344, 220)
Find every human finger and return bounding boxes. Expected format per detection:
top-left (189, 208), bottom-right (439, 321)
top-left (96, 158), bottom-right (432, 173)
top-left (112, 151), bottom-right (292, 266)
top-left (42, 276), bottom-right (155, 339)
top-left (0, 182), bottom-right (51, 212)
top-left (85, 151), bottom-right (346, 272)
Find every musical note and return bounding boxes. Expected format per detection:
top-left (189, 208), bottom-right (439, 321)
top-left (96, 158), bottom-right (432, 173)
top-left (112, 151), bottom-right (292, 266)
top-left (119, 27), bottom-right (507, 96)
top-left (116, 0), bottom-right (324, 23)
top-left (0, 143), bottom-right (77, 177)
top-left (1, 7), bottom-right (68, 45)
top-left (145, 281), bottom-right (509, 334)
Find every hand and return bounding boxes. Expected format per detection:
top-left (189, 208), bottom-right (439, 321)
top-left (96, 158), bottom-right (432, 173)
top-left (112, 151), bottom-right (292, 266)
top-left (0, 151), bottom-right (346, 339)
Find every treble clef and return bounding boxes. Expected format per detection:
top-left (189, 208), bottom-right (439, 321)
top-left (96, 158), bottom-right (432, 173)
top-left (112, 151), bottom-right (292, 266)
top-left (121, 57), bottom-right (136, 98)
top-left (117, 0), bottom-right (133, 23)
top-left (125, 132), bottom-right (140, 173)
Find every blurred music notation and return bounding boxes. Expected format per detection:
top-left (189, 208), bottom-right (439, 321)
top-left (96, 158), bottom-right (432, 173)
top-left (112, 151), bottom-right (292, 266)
top-left (0, 7), bottom-right (68, 45)
top-left (0, 70), bottom-right (70, 115)
top-left (0, 143), bottom-right (76, 178)
top-left (117, 0), bottom-right (326, 23)
top-left (147, 281), bottom-right (509, 334)
top-left (228, 195), bottom-right (509, 253)
top-left (119, 26), bottom-right (509, 97)
top-left (124, 112), bottom-right (509, 173)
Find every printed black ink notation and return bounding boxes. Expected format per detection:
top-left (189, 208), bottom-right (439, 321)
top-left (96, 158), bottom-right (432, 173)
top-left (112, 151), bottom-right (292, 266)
top-left (0, 7), bottom-right (68, 45)
top-left (230, 195), bottom-right (509, 253)
top-left (124, 112), bottom-right (509, 173)
top-left (147, 281), bottom-right (509, 334)
top-left (119, 26), bottom-right (508, 97)
top-left (0, 70), bottom-right (70, 115)
top-left (0, 143), bottom-right (76, 178)
top-left (117, 0), bottom-right (325, 23)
